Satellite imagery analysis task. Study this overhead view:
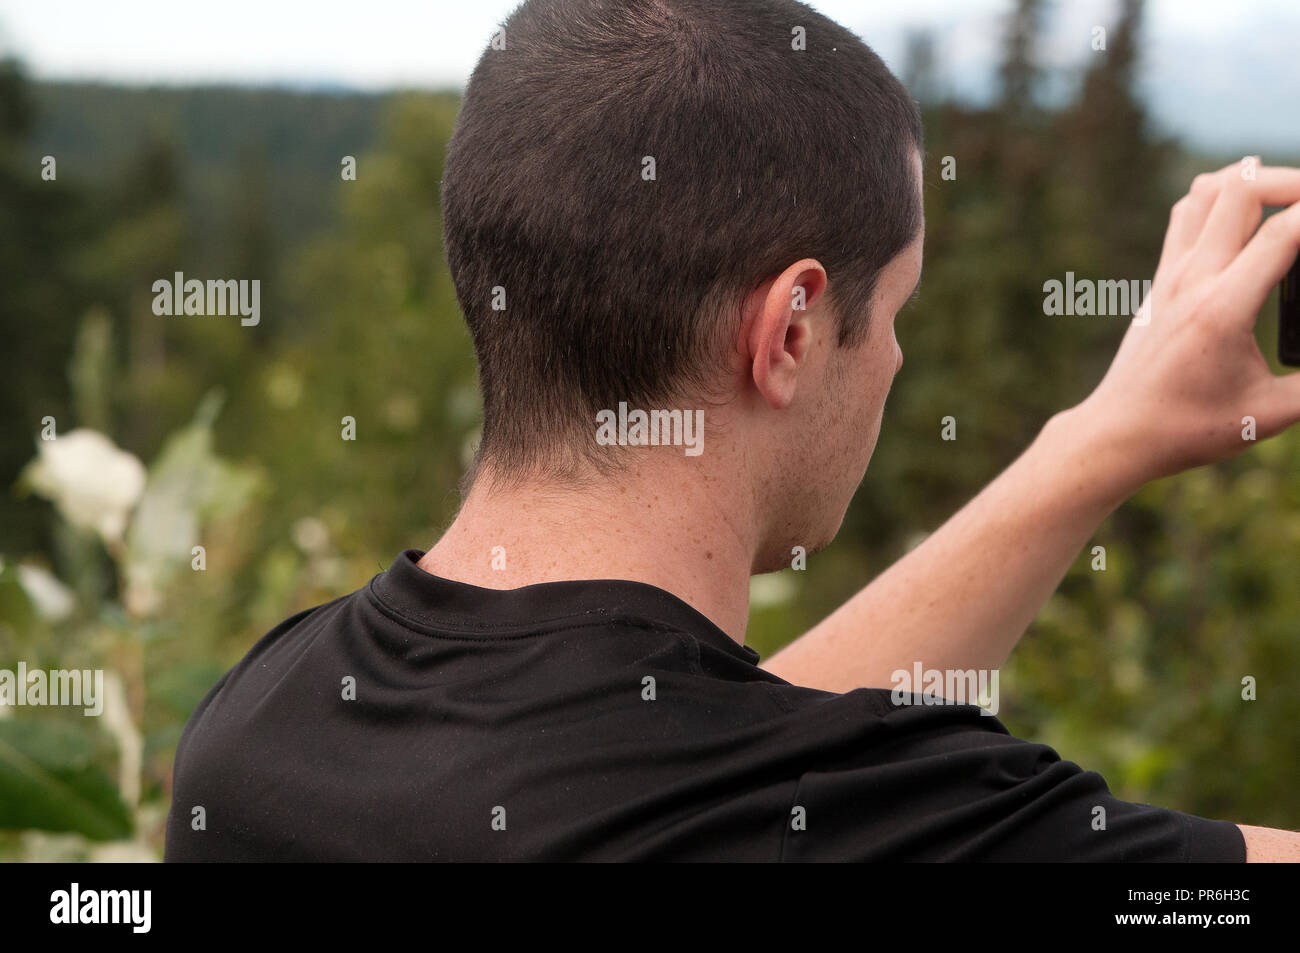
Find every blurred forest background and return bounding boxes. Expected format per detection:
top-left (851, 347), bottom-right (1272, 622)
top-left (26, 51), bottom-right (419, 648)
top-left (2, 0), bottom-right (1299, 861)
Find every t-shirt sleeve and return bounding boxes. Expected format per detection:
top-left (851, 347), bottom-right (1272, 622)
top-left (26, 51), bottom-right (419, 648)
top-left (777, 696), bottom-right (1246, 862)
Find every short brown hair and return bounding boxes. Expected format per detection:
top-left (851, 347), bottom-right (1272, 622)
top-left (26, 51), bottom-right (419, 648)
top-left (442, 0), bottom-right (923, 478)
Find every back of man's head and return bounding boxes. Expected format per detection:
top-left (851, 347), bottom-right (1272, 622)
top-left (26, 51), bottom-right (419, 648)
top-left (442, 0), bottom-right (923, 481)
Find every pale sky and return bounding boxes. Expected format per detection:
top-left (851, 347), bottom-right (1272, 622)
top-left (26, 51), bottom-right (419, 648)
top-left (1, 0), bottom-right (1297, 151)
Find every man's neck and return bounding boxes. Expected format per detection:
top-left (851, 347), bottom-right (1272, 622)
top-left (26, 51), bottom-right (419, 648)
top-left (416, 458), bottom-right (756, 644)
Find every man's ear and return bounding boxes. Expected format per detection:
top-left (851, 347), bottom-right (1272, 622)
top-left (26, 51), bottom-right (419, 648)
top-left (744, 259), bottom-right (829, 410)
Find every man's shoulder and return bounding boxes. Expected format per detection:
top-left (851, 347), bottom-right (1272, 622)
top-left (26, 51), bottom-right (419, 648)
top-left (758, 683), bottom-right (1244, 862)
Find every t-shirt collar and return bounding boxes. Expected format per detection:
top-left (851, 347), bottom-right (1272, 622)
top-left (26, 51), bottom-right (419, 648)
top-left (369, 549), bottom-right (761, 665)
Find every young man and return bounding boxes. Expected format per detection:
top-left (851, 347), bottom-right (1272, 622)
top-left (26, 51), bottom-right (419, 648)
top-left (165, 0), bottom-right (1300, 860)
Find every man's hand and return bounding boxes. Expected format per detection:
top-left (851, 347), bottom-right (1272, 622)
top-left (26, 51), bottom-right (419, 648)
top-left (761, 162), bottom-right (1300, 694)
top-left (1081, 160), bottom-right (1300, 486)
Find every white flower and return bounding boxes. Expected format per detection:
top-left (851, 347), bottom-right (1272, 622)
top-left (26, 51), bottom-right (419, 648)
top-left (16, 563), bottom-right (75, 622)
top-left (749, 572), bottom-right (798, 610)
top-left (26, 429), bottom-right (146, 544)
top-left (291, 516), bottom-right (331, 555)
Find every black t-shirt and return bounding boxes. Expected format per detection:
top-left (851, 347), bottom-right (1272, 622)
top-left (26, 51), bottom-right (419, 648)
top-left (164, 549), bottom-right (1245, 861)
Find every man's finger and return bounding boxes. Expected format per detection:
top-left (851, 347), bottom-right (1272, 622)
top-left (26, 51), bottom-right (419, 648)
top-left (1261, 369), bottom-right (1300, 438)
top-left (1157, 165), bottom-right (1238, 273)
top-left (1191, 167), bottom-right (1300, 273)
top-left (1213, 200), bottom-right (1300, 324)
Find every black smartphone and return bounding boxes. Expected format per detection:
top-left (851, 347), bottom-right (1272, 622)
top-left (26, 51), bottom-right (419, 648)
top-left (1282, 253), bottom-right (1300, 366)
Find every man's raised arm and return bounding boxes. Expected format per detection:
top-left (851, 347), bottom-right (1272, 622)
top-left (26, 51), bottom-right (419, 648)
top-left (762, 161), bottom-right (1300, 694)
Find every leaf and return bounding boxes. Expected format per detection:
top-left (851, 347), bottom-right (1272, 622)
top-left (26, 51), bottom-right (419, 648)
top-left (0, 718), bottom-right (133, 841)
top-left (0, 561), bottom-right (40, 652)
top-left (124, 388), bottom-right (260, 611)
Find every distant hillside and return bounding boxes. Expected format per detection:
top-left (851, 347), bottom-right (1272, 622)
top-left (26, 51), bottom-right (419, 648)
top-left (23, 83), bottom-right (457, 262)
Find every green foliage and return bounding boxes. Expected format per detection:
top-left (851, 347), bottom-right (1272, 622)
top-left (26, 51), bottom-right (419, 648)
top-left (0, 718), bottom-right (132, 840)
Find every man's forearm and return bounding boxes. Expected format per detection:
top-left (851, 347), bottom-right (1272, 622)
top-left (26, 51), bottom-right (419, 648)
top-left (761, 403), bottom-right (1147, 693)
